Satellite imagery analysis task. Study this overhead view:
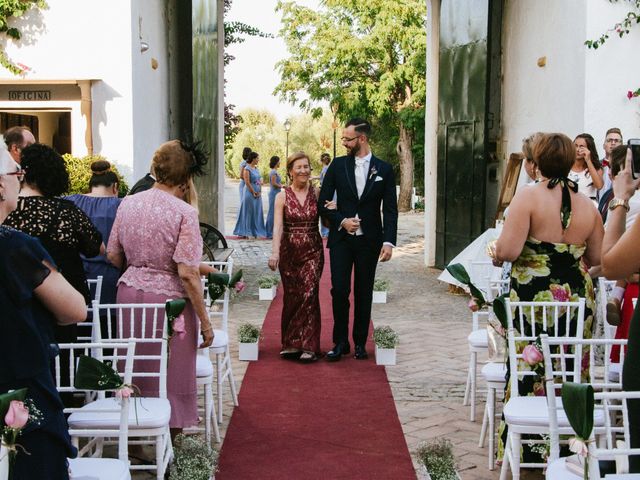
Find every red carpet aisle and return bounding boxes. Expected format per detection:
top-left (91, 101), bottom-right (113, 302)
top-left (216, 249), bottom-right (416, 479)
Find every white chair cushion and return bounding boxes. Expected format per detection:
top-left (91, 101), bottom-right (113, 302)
top-left (68, 397), bottom-right (171, 429)
top-left (68, 457), bottom-right (131, 480)
top-left (467, 329), bottom-right (488, 348)
top-left (481, 362), bottom-right (507, 383)
top-left (545, 457), bottom-right (581, 479)
top-left (211, 329), bottom-right (229, 349)
top-left (196, 354), bottom-right (214, 377)
top-left (504, 396), bottom-right (605, 427)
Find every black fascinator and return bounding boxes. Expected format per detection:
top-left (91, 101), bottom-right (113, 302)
top-left (179, 138), bottom-right (209, 177)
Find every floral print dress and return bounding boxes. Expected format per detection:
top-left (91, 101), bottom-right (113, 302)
top-left (497, 236), bottom-right (595, 462)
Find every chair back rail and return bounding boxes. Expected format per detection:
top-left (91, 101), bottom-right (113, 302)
top-left (92, 301), bottom-right (169, 398)
top-left (202, 258), bottom-right (234, 333)
top-left (55, 341), bottom-right (134, 461)
top-left (506, 298), bottom-right (586, 397)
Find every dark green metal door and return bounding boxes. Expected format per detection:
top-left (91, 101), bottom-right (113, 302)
top-left (435, 0), bottom-right (502, 268)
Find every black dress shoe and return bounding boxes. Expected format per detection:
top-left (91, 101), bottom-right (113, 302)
top-left (354, 345), bottom-right (368, 360)
top-left (326, 343), bottom-right (350, 361)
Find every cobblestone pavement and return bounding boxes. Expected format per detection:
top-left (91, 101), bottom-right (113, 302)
top-left (217, 179), bottom-right (546, 479)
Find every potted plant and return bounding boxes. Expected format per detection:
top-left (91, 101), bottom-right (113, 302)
top-left (170, 433), bottom-right (218, 480)
top-left (257, 274), bottom-right (279, 301)
top-left (415, 438), bottom-right (461, 480)
top-left (372, 278), bottom-right (390, 303)
top-left (373, 325), bottom-right (399, 366)
top-left (237, 323), bottom-right (260, 361)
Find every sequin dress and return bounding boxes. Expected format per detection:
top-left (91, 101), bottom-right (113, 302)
top-left (278, 186), bottom-right (324, 354)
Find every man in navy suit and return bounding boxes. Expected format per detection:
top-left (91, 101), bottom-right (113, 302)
top-left (318, 118), bottom-right (398, 360)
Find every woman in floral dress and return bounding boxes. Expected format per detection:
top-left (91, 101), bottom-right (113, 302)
top-left (493, 133), bottom-right (604, 463)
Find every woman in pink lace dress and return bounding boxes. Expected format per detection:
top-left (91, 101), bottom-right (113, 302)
top-left (107, 140), bottom-right (213, 436)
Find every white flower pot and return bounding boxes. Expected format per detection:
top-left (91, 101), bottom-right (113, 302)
top-left (375, 346), bottom-right (396, 365)
top-left (258, 286), bottom-right (276, 301)
top-left (0, 444), bottom-right (8, 480)
top-left (238, 341), bottom-right (259, 361)
top-left (372, 290), bottom-right (387, 303)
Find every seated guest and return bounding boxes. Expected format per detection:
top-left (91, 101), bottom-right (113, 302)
top-left (66, 160), bottom-right (122, 305)
top-left (3, 125), bottom-right (35, 163)
top-left (107, 140), bottom-right (213, 439)
top-left (0, 147), bottom-right (87, 479)
top-left (5, 144), bottom-right (103, 348)
top-left (570, 133), bottom-right (604, 202)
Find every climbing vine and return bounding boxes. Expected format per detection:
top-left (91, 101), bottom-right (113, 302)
top-left (0, 0), bottom-right (47, 75)
top-left (585, 0), bottom-right (639, 101)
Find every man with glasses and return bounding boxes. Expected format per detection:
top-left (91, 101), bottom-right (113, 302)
top-left (601, 127), bottom-right (623, 195)
top-left (319, 118), bottom-right (398, 361)
top-left (3, 126), bottom-right (36, 164)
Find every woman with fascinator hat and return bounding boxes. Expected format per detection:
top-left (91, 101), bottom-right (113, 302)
top-left (492, 133), bottom-right (604, 465)
top-left (107, 140), bottom-right (213, 438)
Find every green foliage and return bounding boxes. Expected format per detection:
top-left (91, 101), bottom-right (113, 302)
top-left (584, 0), bottom-right (640, 49)
top-left (373, 278), bottom-right (390, 291)
top-left (257, 274), bottom-right (280, 288)
top-left (0, 0), bottom-right (47, 74)
top-left (274, 0), bottom-right (427, 208)
top-left (373, 325), bottom-right (398, 349)
top-left (63, 153), bottom-right (129, 197)
top-left (169, 434), bottom-right (217, 480)
top-left (226, 107), bottom-right (334, 181)
top-left (415, 438), bottom-right (458, 480)
top-left (237, 323), bottom-right (260, 343)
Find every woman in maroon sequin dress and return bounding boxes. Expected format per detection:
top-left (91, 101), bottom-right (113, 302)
top-left (268, 152), bottom-right (329, 362)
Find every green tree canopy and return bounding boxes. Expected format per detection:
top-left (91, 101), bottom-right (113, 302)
top-left (274, 0), bottom-right (426, 210)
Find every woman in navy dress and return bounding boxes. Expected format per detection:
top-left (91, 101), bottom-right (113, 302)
top-left (0, 148), bottom-right (87, 479)
top-left (265, 156), bottom-right (282, 238)
top-left (66, 160), bottom-right (122, 304)
top-left (233, 152), bottom-right (266, 238)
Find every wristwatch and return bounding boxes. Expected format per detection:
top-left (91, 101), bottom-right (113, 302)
top-left (609, 198), bottom-right (630, 212)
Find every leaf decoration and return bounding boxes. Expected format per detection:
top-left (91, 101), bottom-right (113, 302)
top-left (492, 294), bottom-right (509, 329)
top-left (562, 382), bottom-right (595, 440)
top-left (74, 356), bottom-right (124, 391)
top-left (165, 298), bottom-right (186, 337)
top-left (445, 263), bottom-right (487, 307)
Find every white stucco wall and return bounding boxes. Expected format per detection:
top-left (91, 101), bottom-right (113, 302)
top-left (584, 1), bottom-right (640, 146)
top-left (502, 0), bottom-right (640, 163)
top-left (501, 0), bottom-right (587, 163)
top-left (0, 0), bottom-right (173, 183)
top-left (130, 1), bottom-right (170, 180)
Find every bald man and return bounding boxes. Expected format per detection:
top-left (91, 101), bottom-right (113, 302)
top-left (3, 126), bottom-right (36, 163)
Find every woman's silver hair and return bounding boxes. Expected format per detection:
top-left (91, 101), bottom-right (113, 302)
top-left (0, 143), bottom-right (16, 174)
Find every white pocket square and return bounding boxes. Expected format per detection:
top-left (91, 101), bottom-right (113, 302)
top-left (374, 176), bottom-right (383, 182)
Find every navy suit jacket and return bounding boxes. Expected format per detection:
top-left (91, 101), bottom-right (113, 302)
top-left (318, 154), bottom-right (398, 249)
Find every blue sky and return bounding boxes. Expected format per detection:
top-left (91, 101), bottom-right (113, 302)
top-left (225, 0), bottom-right (320, 122)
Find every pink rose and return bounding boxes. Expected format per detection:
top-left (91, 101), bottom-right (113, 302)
top-left (468, 298), bottom-right (480, 312)
top-left (629, 90), bottom-right (635, 100)
top-left (4, 400), bottom-right (29, 429)
top-left (172, 314), bottom-right (186, 339)
top-left (234, 281), bottom-right (246, 294)
top-left (550, 284), bottom-right (570, 302)
top-left (116, 386), bottom-right (134, 399)
top-left (522, 344), bottom-right (543, 366)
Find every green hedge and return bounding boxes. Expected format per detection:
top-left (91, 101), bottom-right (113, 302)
top-left (63, 153), bottom-right (129, 197)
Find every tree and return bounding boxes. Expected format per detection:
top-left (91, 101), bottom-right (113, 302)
top-left (0, 0), bottom-right (47, 75)
top-left (274, 0), bottom-right (426, 211)
top-left (227, 108), bottom-right (335, 180)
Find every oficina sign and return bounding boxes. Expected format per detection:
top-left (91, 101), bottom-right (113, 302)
top-left (8, 90), bottom-right (51, 101)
